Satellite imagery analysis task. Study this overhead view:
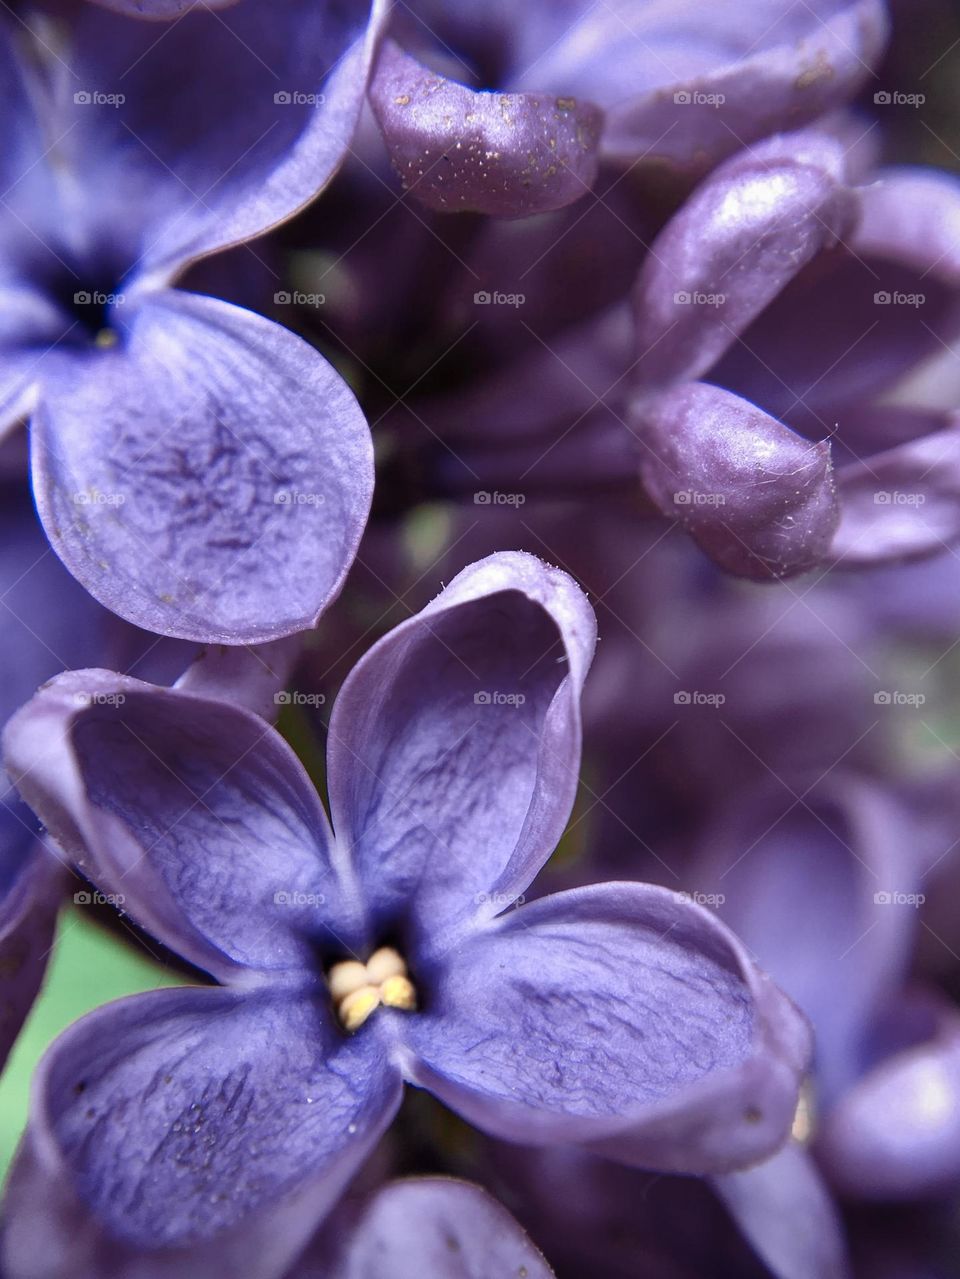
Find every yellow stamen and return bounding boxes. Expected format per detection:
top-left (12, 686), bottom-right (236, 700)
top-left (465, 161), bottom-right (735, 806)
top-left (339, 984), bottom-right (381, 1032)
top-left (380, 974), bottom-right (417, 1011)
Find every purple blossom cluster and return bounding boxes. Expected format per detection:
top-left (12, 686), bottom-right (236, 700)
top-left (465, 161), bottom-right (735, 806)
top-left (1, 0), bottom-right (959, 1275)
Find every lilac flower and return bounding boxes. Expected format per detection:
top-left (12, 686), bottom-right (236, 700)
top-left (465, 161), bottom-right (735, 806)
top-left (366, 0), bottom-right (887, 216)
top-left (0, 0), bottom-right (387, 642)
top-left (1, 552), bottom-right (809, 1278)
top-left (288, 1177), bottom-right (554, 1279)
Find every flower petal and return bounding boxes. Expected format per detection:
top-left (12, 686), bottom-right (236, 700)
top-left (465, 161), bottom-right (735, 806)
top-left (326, 552), bottom-right (596, 952)
top-left (542, 0), bottom-right (888, 168)
top-left (26, 0), bottom-right (389, 279)
top-left (712, 1142), bottom-right (850, 1279)
top-left (2, 670), bottom-right (358, 982)
top-left (368, 40), bottom-right (601, 217)
top-left (1, 986), bottom-right (402, 1278)
top-left (831, 424), bottom-right (960, 565)
top-left (0, 796), bottom-right (63, 1071)
top-left (634, 381), bottom-right (839, 579)
top-left (401, 882), bottom-right (810, 1174)
top-left (32, 290), bottom-right (373, 643)
top-left (405, 0), bottom-right (887, 169)
top-left (312, 1178), bottom-right (555, 1279)
top-left (690, 778), bottom-right (920, 1106)
top-left (633, 137), bottom-right (857, 389)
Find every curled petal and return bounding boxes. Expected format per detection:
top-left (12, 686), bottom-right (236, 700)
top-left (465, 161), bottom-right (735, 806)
top-left (635, 382), bottom-right (839, 579)
top-left (327, 552), bottom-right (596, 952)
top-left (369, 40), bottom-right (601, 217)
top-left (633, 141), bottom-right (857, 388)
top-left (1, 987), bottom-right (401, 1278)
top-left (831, 425), bottom-right (960, 565)
top-left (32, 291), bottom-right (373, 643)
top-left (2, 671), bottom-right (352, 982)
top-left (401, 882), bottom-right (810, 1175)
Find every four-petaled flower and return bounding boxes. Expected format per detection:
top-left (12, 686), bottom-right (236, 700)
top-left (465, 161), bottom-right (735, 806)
top-left (2, 552), bottom-right (809, 1279)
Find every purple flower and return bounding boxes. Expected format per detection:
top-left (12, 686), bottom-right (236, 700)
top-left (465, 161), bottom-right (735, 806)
top-left (1, 552), bottom-right (808, 1278)
top-left (366, 0), bottom-right (887, 215)
top-left (0, 0), bottom-right (388, 642)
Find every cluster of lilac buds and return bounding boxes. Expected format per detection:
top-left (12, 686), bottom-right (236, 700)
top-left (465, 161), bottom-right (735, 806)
top-left (1, 1), bottom-right (960, 1276)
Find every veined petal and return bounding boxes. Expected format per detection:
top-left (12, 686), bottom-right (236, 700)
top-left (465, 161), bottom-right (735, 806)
top-left (32, 291), bottom-right (373, 643)
top-left (2, 670), bottom-right (357, 982)
top-left (12, 0), bottom-right (390, 280)
top-left (0, 986), bottom-right (402, 1279)
top-left (326, 552), bottom-right (596, 952)
top-left (401, 882), bottom-right (810, 1174)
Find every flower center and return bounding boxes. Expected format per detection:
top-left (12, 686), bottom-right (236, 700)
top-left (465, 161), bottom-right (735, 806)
top-left (327, 946), bottom-right (417, 1032)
